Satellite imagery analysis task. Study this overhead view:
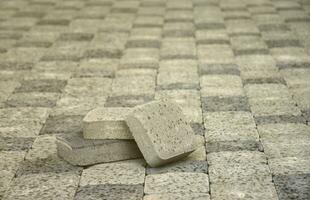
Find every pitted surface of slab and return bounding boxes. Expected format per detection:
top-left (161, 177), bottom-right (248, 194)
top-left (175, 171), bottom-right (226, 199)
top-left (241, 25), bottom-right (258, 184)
top-left (126, 100), bottom-right (196, 167)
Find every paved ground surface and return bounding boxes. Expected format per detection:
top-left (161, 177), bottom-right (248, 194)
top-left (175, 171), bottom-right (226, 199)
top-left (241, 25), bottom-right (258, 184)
top-left (0, 0), bottom-right (310, 199)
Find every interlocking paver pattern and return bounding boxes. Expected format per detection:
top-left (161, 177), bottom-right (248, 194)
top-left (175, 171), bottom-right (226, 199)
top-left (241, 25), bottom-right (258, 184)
top-left (1, 0), bottom-right (310, 199)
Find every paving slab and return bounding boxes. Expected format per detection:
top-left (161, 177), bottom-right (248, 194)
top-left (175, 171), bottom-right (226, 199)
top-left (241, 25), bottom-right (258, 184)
top-left (204, 111), bottom-right (260, 152)
top-left (1, 0), bottom-right (310, 197)
top-left (208, 151), bottom-right (272, 183)
top-left (126, 100), bottom-right (197, 167)
top-left (5, 92), bottom-right (60, 107)
top-left (79, 159), bottom-right (145, 186)
top-left (273, 173), bottom-right (310, 200)
top-left (2, 172), bottom-right (80, 200)
top-left (144, 172), bottom-right (209, 194)
top-left (75, 184), bottom-right (144, 200)
top-left (144, 193), bottom-right (210, 200)
top-left (269, 157), bottom-right (310, 175)
top-left (146, 160), bottom-right (208, 175)
top-left (76, 159), bottom-right (145, 200)
top-left (56, 132), bottom-right (142, 166)
top-left (83, 107), bottom-right (133, 139)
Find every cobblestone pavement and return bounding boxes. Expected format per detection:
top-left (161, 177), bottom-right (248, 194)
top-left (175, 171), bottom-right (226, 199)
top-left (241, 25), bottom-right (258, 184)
top-left (0, 0), bottom-right (310, 199)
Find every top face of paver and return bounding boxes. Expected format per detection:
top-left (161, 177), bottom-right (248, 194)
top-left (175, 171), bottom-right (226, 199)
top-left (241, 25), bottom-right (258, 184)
top-left (126, 100), bottom-right (197, 167)
top-left (83, 107), bottom-right (133, 139)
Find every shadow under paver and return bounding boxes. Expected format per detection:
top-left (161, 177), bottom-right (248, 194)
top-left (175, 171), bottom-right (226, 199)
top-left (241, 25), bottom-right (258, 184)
top-left (56, 132), bottom-right (141, 166)
top-left (126, 100), bottom-right (197, 167)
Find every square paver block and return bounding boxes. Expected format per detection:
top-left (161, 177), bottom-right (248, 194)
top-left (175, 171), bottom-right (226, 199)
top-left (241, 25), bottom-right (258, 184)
top-left (83, 107), bottom-right (133, 139)
top-left (56, 132), bottom-right (142, 166)
top-left (144, 172), bottom-right (209, 194)
top-left (126, 100), bottom-right (197, 167)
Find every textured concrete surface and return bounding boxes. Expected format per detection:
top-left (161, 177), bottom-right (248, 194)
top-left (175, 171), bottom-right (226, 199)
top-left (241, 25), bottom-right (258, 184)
top-left (0, 0), bottom-right (310, 199)
top-left (126, 100), bottom-right (196, 167)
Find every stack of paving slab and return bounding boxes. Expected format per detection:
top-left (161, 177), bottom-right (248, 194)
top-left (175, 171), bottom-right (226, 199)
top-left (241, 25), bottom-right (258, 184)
top-left (56, 100), bottom-right (198, 167)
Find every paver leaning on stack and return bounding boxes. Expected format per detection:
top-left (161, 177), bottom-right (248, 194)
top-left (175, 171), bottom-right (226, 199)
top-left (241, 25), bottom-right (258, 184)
top-left (56, 100), bottom-right (198, 167)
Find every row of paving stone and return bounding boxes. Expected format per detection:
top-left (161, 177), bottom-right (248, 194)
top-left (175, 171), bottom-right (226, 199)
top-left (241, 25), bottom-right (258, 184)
top-left (1, 0), bottom-right (310, 199)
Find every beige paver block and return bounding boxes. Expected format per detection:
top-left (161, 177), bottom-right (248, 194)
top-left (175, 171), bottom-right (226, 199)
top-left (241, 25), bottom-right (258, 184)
top-left (83, 107), bottom-right (133, 139)
top-left (56, 132), bottom-right (141, 166)
top-left (126, 100), bottom-right (197, 167)
top-left (144, 172), bottom-right (209, 194)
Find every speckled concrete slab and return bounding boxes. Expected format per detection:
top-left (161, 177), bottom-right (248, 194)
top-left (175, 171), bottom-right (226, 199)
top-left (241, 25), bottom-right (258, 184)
top-left (126, 100), bottom-right (197, 167)
top-left (144, 172), bottom-right (209, 194)
top-left (83, 107), bottom-right (133, 139)
top-left (56, 132), bottom-right (141, 166)
top-left (143, 193), bottom-right (210, 200)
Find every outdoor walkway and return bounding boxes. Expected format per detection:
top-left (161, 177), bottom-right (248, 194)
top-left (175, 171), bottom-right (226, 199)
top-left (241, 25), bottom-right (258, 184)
top-left (0, 0), bottom-right (310, 199)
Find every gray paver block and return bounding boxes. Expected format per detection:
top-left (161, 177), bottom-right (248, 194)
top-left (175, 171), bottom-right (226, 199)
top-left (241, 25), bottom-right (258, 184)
top-left (144, 172), bottom-right (209, 194)
top-left (211, 180), bottom-right (278, 200)
top-left (79, 159), bottom-right (145, 186)
top-left (15, 79), bottom-right (67, 93)
top-left (76, 159), bottom-right (145, 200)
top-left (126, 100), bottom-right (197, 167)
top-left (16, 135), bottom-right (80, 176)
top-left (208, 151), bottom-right (271, 183)
top-left (274, 174), bottom-right (310, 200)
top-left (200, 74), bottom-right (244, 97)
top-left (111, 76), bottom-right (155, 97)
top-left (83, 107), bottom-right (133, 139)
top-left (64, 78), bottom-right (112, 98)
top-left (0, 137), bottom-right (34, 151)
top-left (40, 115), bottom-right (84, 134)
top-left (5, 92), bottom-right (60, 108)
top-left (204, 111), bottom-right (259, 143)
top-left (185, 145), bottom-right (207, 161)
top-left (75, 184), bottom-right (144, 200)
top-left (119, 48), bottom-right (159, 69)
top-left (0, 170), bottom-right (14, 198)
top-left (155, 89), bottom-right (202, 123)
top-left (75, 59), bottom-right (117, 78)
top-left (257, 123), bottom-right (310, 158)
top-left (144, 193), bottom-right (210, 200)
top-left (202, 96), bottom-right (250, 112)
top-left (146, 160), bottom-right (208, 174)
top-left (56, 132), bottom-right (142, 166)
top-left (269, 157), bottom-right (310, 175)
top-left (206, 140), bottom-right (263, 153)
top-left (3, 172), bottom-right (79, 200)
top-left (160, 38), bottom-right (196, 59)
top-left (105, 95), bottom-right (154, 108)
